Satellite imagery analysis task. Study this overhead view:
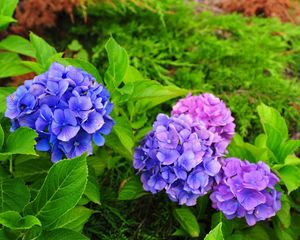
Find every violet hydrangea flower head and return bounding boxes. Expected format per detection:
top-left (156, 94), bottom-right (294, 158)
top-left (5, 62), bottom-right (114, 162)
top-left (171, 93), bottom-right (235, 153)
top-left (210, 157), bottom-right (281, 226)
top-left (134, 113), bottom-right (223, 206)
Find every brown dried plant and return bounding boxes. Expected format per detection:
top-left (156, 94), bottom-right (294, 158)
top-left (11, 0), bottom-right (87, 35)
top-left (218, 0), bottom-right (300, 23)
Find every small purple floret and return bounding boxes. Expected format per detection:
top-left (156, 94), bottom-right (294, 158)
top-left (5, 62), bottom-right (114, 162)
top-left (210, 158), bottom-right (281, 226)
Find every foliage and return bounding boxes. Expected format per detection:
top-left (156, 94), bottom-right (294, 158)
top-left (46, 1), bottom-right (300, 142)
top-left (0, 1), bottom-right (299, 239)
top-left (0, 0), bottom-right (18, 30)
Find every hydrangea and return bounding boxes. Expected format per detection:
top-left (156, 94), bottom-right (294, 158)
top-left (210, 158), bottom-right (281, 226)
top-left (134, 113), bottom-right (224, 206)
top-left (5, 62), bottom-right (114, 162)
top-left (172, 93), bottom-right (235, 153)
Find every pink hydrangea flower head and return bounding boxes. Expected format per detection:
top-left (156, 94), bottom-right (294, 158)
top-left (172, 93), bottom-right (235, 152)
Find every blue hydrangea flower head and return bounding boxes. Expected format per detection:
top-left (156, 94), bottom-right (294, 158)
top-left (5, 62), bottom-right (115, 162)
top-left (134, 113), bottom-right (224, 206)
top-left (210, 157), bottom-right (281, 226)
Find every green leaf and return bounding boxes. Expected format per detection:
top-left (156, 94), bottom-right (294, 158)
top-left (30, 32), bottom-right (57, 67)
top-left (0, 178), bottom-right (30, 212)
top-left (277, 165), bottom-right (300, 194)
top-left (0, 62), bottom-right (33, 78)
top-left (173, 207), bottom-right (200, 238)
top-left (0, 52), bottom-right (21, 62)
top-left (211, 212), bottom-right (233, 237)
top-left (113, 116), bottom-right (134, 155)
top-left (285, 155), bottom-right (300, 165)
top-left (68, 40), bottom-right (82, 52)
top-left (0, 87), bottom-right (15, 113)
top-left (0, 124), bottom-right (4, 151)
top-left (84, 166), bottom-right (100, 205)
top-left (24, 154), bottom-right (88, 228)
top-left (76, 49), bottom-right (89, 61)
top-left (87, 150), bottom-right (108, 176)
top-left (131, 113), bottom-right (148, 130)
top-left (227, 134), bottom-right (268, 163)
top-left (104, 37), bottom-right (129, 88)
top-left (118, 176), bottom-right (147, 200)
top-left (2, 127), bottom-right (37, 156)
top-left (257, 104), bottom-right (288, 140)
top-left (38, 228), bottom-right (88, 240)
top-left (0, 211), bottom-right (41, 230)
top-left (276, 194), bottom-right (291, 228)
top-left (123, 65), bottom-right (144, 83)
top-left (0, 165), bottom-right (9, 179)
top-left (243, 224), bottom-right (272, 240)
top-left (277, 140), bottom-right (300, 163)
top-left (0, 16), bottom-right (16, 29)
top-left (204, 223), bottom-right (223, 240)
top-left (23, 226), bottom-right (42, 240)
top-left (130, 80), bottom-right (188, 115)
top-left (0, 228), bottom-right (19, 239)
top-left (52, 206), bottom-right (93, 232)
top-left (254, 134), bottom-right (267, 148)
top-left (55, 58), bottom-right (101, 83)
top-left (257, 104), bottom-right (290, 163)
top-left (0, 35), bottom-right (36, 57)
top-left (21, 61), bottom-right (45, 74)
top-left (172, 228), bottom-right (189, 237)
top-left (0, 0), bottom-right (18, 17)
top-left (105, 132), bottom-right (132, 159)
top-left (14, 157), bottom-right (52, 182)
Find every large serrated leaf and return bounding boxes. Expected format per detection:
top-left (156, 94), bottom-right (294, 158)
top-left (0, 178), bottom-right (30, 213)
top-left (24, 154), bottom-right (88, 228)
top-left (52, 206), bottom-right (93, 232)
top-left (0, 35), bottom-right (36, 57)
top-left (84, 166), bottom-right (100, 205)
top-left (14, 157), bottom-right (52, 182)
top-left (0, 62), bottom-right (33, 78)
top-left (30, 32), bottom-right (56, 67)
top-left (1, 127), bottom-right (38, 156)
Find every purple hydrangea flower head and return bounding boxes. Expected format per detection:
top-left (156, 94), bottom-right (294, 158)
top-left (5, 62), bottom-right (114, 162)
top-left (210, 158), bottom-right (281, 226)
top-left (171, 93), bottom-right (235, 153)
top-left (134, 113), bottom-right (224, 206)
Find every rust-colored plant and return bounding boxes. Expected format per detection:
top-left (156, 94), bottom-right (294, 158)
top-left (219, 0), bottom-right (300, 23)
top-left (11, 0), bottom-right (86, 35)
